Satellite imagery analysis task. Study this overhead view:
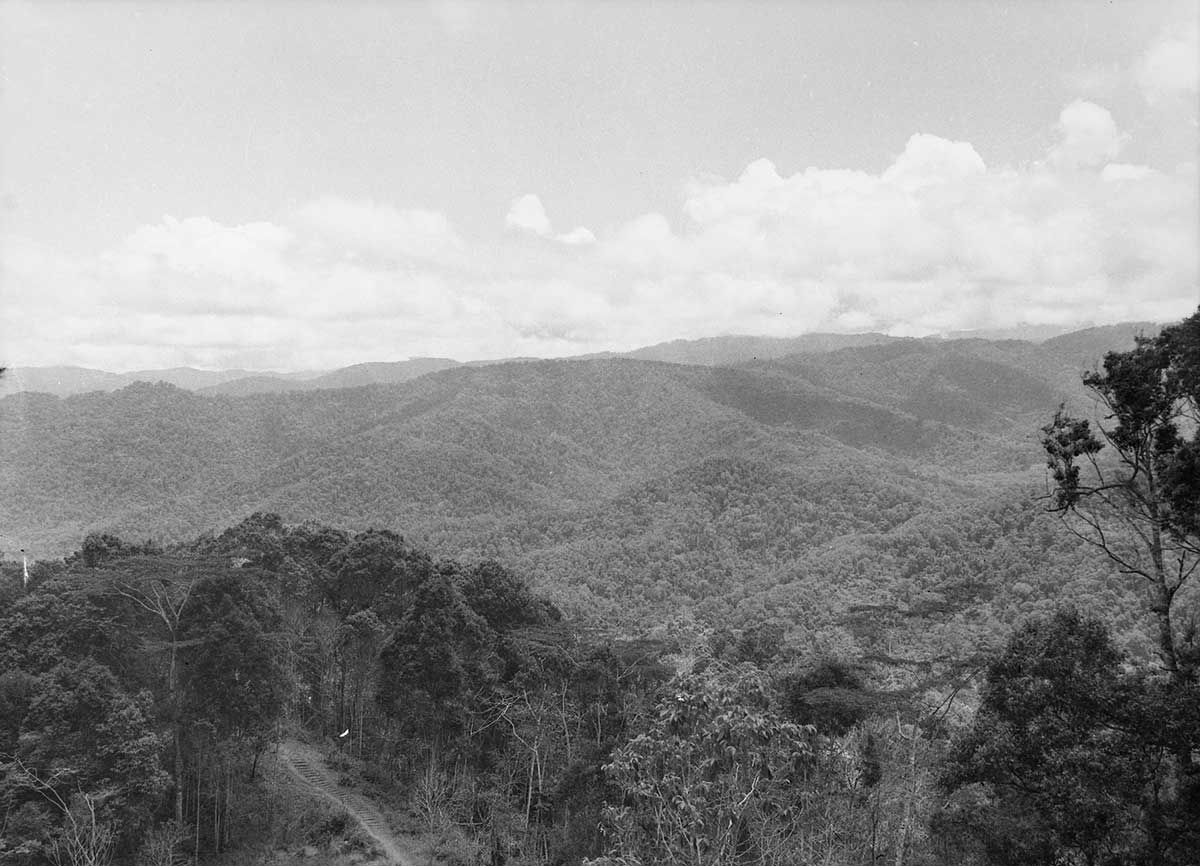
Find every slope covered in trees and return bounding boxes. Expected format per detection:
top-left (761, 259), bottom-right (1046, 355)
top-left (2, 331), bottom-right (1125, 546)
top-left (2, 507), bottom-right (1195, 865)
top-left (1, 317), bottom-right (1197, 865)
top-left (0, 328), bottom-right (1154, 645)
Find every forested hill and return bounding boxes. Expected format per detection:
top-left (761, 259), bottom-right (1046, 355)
top-left (0, 329), bottom-right (1151, 638)
top-left (5, 315), bottom-right (1197, 866)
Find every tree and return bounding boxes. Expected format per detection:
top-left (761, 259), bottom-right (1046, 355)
top-left (0, 659), bottom-right (167, 863)
top-left (109, 559), bottom-right (198, 828)
top-left (1042, 311), bottom-right (1200, 685)
top-left (457, 560), bottom-right (557, 632)
top-left (70, 534), bottom-right (161, 569)
top-left (780, 658), bottom-right (882, 737)
top-left (4, 760), bottom-right (116, 866)
top-left (334, 608), bottom-right (387, 750)
top-left (938, 610), bottom-right (1138, 864)
top-left (938, 609), bottom-right (1199, 866)
top-left (177, 572), bottom-right (287, 748)
top-left (323, 529), bottom-right (426, 617)
top-left (595, 664), bottom-right (815, 866)
top-left (0, 584), bottom-right (136, 679)
top-left (174, 572), bottom-right (288, 858)
top-left (376, 573), bottom-right (495, 741)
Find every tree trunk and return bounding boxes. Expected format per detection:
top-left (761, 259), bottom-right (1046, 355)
top-left (338, 662), bottom-right (346, 734)
top-left (1151, 578), bottom-right (1181, 684)
top-left (894, 721), bottom-right (918, 866)
top-left (170, 634), bottom-right (184, 827)
top-left (194, 759), bottom-right (201, 865)
top-left (174, 723), bottom-right (184, 828)
top-left (1146, 503), bottom-right (1183, 685)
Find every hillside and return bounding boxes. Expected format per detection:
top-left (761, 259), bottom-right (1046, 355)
top-left (2, 331), bottom-right (1149, 642)
top-left (3, 325), bottom-right (1193, 866)
top-left (2, 343), bottom-right (1062, 552)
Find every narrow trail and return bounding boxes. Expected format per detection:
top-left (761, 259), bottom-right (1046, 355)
top-left (277, 739), bottom-right (420, 866)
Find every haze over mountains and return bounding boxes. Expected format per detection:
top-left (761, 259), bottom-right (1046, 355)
top-left (0, 323), bottom-right (1152, 398)
top-left (0, 321), bottom-right (1161, 642)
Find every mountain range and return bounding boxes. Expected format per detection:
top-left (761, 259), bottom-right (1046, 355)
top-left (0, 322), bottom-right (1166, 650)
top-left (2, 323), bottom-right (1153, 398)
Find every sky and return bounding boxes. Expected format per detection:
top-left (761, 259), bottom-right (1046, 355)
top-left (1, 0), bottom-right (1197, 371)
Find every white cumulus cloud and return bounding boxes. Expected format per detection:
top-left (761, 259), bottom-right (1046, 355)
top-left (505, 194), bottom-right (553, 236)
top-left (1048, 101), bottom-right (1129, 169)
top-left (1, 98), bottom-right (1195, 370)
top-left (881, 134), bottom-right (986, 190)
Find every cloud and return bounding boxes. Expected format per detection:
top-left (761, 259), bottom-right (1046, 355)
top-left (634, 103), bottom-right (1191, 338)
top-left (505, 194), bottom-right (596, 246)
top-left (1136, 19), bottom-right (1199, 105)
top-left (505, 194), bottom-right (552, 236)
top-left (555, 226), bottom-right (597, 246)
top-left (1, 99), bottom-right (1195, 370)
top-left (293, 197), bottom-right (462, 262)
top-left (882, 134), bottom-right (986, 190)
top-left (1048, 100), bottom-right (1129, 169)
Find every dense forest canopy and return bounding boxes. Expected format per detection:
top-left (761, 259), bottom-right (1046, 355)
top-left (1, 318), bottom-right (1197, 865)
top-left (0, 324), bottom-right (1157, 639)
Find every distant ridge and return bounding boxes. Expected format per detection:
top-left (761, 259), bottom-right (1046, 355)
top-left (1041, 322), bottom-right (1157, 358)
top-left (586, 332), bottom-right (903, 366)
top-left (0, 323), bottom-right (1157, 397)
top-left (199, 358), bottom-right (462, 395)
top-left (0, 365), bottom-right (315, 398)
top-left (196, 375), bottom-right (312, 397)
top-left (940, 324), bottom-right (1079, 342)
top-left (301, 357), bottom-right (462, 390)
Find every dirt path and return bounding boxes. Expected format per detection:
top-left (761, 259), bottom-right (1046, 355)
top-left (277, 739), bottom-right (421, 866)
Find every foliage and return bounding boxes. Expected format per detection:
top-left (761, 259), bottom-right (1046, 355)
top-left (0, 659), bottom-right (167, 862)
top-left (597, 664), bottom-right (815, 865)
top-left (377, 573), bottom-right (493, 738)
top-left (780, 659), bottom-right (883, 737)
top-left (177, 572), bottom-right (287, 746)
top-left (938, 609), bottom-right (1200, 866)
top-left (2, 320), bottom-right (1197, 865)
top-left (1042, 311), bottom-right (1200, 684)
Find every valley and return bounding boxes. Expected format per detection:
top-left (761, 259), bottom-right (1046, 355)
top-left (2, 320), bottom-right (1196, 866)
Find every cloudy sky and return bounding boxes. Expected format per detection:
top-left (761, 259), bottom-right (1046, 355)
top-left (1, 0), bottom-right (1197, 371)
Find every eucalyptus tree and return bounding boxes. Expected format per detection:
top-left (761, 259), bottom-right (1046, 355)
top-left (1042, 311), bottom-right (1200, 685)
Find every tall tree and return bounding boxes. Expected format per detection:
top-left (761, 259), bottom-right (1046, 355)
top-left (1042, 311), bottom-right (1200, 685)
top-left (109, 559), bottom-right (198, 828)
top-left (175, 571), bottom-right (288, 858)
top-left (177, 572), bottom-right (287, 749)
top-left (377, 573), bottom-right (494, 741)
